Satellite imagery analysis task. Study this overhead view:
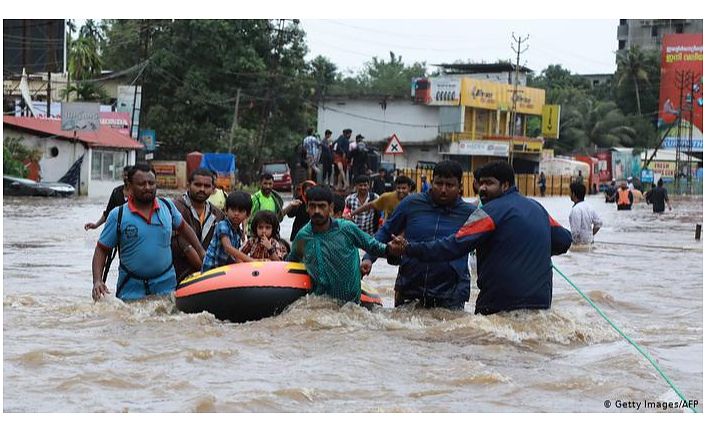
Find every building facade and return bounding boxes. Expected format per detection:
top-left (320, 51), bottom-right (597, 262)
top-left (317, 65), bottom-right (547, 173)
top-left (617, 19), bottom-right (703, 55)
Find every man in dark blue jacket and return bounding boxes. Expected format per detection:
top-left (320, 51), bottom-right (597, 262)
top-left (389, 161), bottom-right (572, 315)
top-left (361, 160), bottom-right (476, 310)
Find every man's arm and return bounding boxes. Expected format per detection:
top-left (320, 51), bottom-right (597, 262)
top-left (176, 223), bottom-right (206, 264)
top-left (346, 221), bottom-right (388, 258)
top-left (361, 198), bottom-right (408, 266)
top-left (91, 245), bottom-right (110, 301)
top-left (349, 200), bottom-right (376, 218)
top-left (591, 209), bottom-right (603, 236)
top-left (549, 216), bottom-right (572, 255)
top-left (392, 208), bottom-right (494, 261)
top-left (84, 213), bottom-right (107, 231)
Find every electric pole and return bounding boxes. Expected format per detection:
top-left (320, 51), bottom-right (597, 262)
top-left (229, 88), bottom-right (241, 155)
top-left (509, 32), bottom-right (529, 166)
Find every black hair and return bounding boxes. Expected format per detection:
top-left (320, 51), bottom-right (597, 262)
top-left (307, 127), bottom-right (314, 135)
top-left (325, 129), bottom-right (332, 135)
top-left (188, 167), bottom-right (216, 184)
top-left (354, 175), bottom-right (369, 185)
top-left (433, 160), bottom-right (463, 184)
top-left (127, 163), bottom-right (156, 183)
top-left (225, 190), bottom-right (252, 214)
top-left (570, 182), bottom-right (586, 201)
top-left (123, 165), bottom-right (133, 173)
top-left (476, 161), bottom-right (515, 187)
top-left (306, 185), bottom-right (334, 204)
top-left (657, 178), bottom-right (664, 187)
top-left (249, 210), bottom-right (281, 240)
top-left (333, 194), bottom-right (345, 214)
top-left (260, 172), bottom-right (274, 182)
top-left (343, 128), bottom-right (352, 134)
top-left (394, 175), bottom-right (414, 187)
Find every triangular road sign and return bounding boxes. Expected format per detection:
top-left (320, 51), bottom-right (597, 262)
top-left (384, 134), bottom-right (404, 155)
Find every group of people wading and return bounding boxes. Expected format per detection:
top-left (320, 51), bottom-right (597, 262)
top-left (88, 159), bottom-right (573, 316)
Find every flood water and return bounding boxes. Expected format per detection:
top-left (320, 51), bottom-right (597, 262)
top-left (2, 192), bottom-right (703, 413)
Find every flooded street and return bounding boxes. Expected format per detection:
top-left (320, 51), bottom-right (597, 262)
top-left (2, 193), bottom-right (703, 412)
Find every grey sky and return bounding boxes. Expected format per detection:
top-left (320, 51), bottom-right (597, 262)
top-left (300, 19), bottom-right (620, 76)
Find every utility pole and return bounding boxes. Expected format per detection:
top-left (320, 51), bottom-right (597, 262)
top-left (509, 32), bottom-right (529, 166)
top-left (228, 88), bottom-right (241, 155)
top-left (674, 70), bottom-right (690, 193)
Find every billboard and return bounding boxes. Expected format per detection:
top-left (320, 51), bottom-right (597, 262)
top-left (61, 102), bottom-right (100, 132)
top-left (658, 33), bottom-right (703, 151)
top-left (117, 85), bottom-right (142, 139)
top-left (412, 77), bottom-right (461, 105)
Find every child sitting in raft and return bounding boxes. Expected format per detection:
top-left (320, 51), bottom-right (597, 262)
top-left (202, 191), bottom-right (254, 271)
top-left (241, 210), bottom-right (289, 261)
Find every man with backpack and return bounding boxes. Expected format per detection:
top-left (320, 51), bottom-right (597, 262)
top-left (91, 164), bottom-right (204, 302)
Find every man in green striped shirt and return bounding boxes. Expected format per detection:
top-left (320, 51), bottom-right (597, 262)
top-left (287, 186), bottom-right (391, 304)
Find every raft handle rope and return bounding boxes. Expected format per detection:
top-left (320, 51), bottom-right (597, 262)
top-left (552, 263), bottom-right (699, 413)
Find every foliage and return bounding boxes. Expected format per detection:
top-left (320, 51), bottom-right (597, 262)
top-left (101, 19), bottom-right (313, 181)
top-left (3, 136), bottom-right (41, 178)
top-left (64, 20), bottom-right (107, 101)
top-left (615, 46), bottom-right (659, 116)
top-left (328, 51), bottom-right (427, 97)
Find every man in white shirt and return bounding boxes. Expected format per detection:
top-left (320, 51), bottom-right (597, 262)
top-left (569, 182), bottom-right (602, 245)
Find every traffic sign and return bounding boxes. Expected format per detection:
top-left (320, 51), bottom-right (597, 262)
top-left (384, 134), bottom-right (405, 155)
top-left (541, 105), bottom-right (561, 139)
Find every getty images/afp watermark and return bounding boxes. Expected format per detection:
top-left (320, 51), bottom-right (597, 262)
top-left (604, 399), bottom-right (700, 411)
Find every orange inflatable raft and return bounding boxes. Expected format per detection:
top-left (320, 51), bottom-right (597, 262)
top-left (175, 261), bottom-right (382, 323)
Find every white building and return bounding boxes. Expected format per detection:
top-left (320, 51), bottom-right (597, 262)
top-left (317, 96), bottom-right (442, 169)
top-left (3, 116), bottom-right (141, 197)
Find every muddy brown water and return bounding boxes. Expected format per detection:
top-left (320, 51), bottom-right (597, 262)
top-left (2, 194), bottom-right (702, 412)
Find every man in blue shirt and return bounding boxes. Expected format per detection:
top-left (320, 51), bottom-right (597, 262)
top-left (389, 161), bottom-right (572, 315)
top-left (91, 164), bottom-right (204, 301)
top-left (361, 160), bottom-right (476, 310)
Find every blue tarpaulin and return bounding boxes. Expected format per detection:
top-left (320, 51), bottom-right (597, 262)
top-left (199, 153), bottom-right (236, 176)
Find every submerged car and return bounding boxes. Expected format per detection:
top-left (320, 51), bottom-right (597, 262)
top-left (3, 175), bottom-right (75, 197)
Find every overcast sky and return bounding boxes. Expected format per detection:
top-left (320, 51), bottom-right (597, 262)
top-left (299, 19), bottom-right (619, 76)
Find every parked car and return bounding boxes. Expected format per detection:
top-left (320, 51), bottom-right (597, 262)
top-left (259, 160), bottom-right (292, 192)
top-left (3, 175), bottom-right (75, 197)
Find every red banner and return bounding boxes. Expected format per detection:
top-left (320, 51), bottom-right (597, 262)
top-left (658, 33), bottom-right (703, 150)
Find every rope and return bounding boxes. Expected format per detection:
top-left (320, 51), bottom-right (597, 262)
top-left (552, 263), bottom-right (699, 413)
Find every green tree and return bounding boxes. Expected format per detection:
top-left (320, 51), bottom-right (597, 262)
top-left (63, 20), bottom-right (107, 101)
top-left (615, 46), bottom-right (652, 116)
top-left (101, 19), bottom-right (313, 182)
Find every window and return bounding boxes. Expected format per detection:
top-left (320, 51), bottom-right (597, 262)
top-left (91, 150), bottom-right (127, 181)
top-left (651, 26), bottom-right (659, 37)
top-left (675, 23), bottom-right (684, 33)
top-left (619, 40), bottom-right (626, 50)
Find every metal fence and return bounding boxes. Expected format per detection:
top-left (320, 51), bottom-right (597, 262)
top-left (400, 168), bottom-right (582, 198)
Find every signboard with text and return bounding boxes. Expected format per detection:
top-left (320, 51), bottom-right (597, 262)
top-left (61, 102), bottom-right (100, 131)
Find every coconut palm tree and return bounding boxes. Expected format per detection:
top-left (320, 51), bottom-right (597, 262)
top-left (616, 46), bottom-right (650, 116)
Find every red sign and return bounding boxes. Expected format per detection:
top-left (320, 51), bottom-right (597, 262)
top-left (658, 33), bottom-right (703, 149)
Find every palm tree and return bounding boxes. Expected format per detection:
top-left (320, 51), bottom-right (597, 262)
top-left (64, 20), bottom-right (104, 101)
top-left (616, 46), bottom-right (650, 116)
